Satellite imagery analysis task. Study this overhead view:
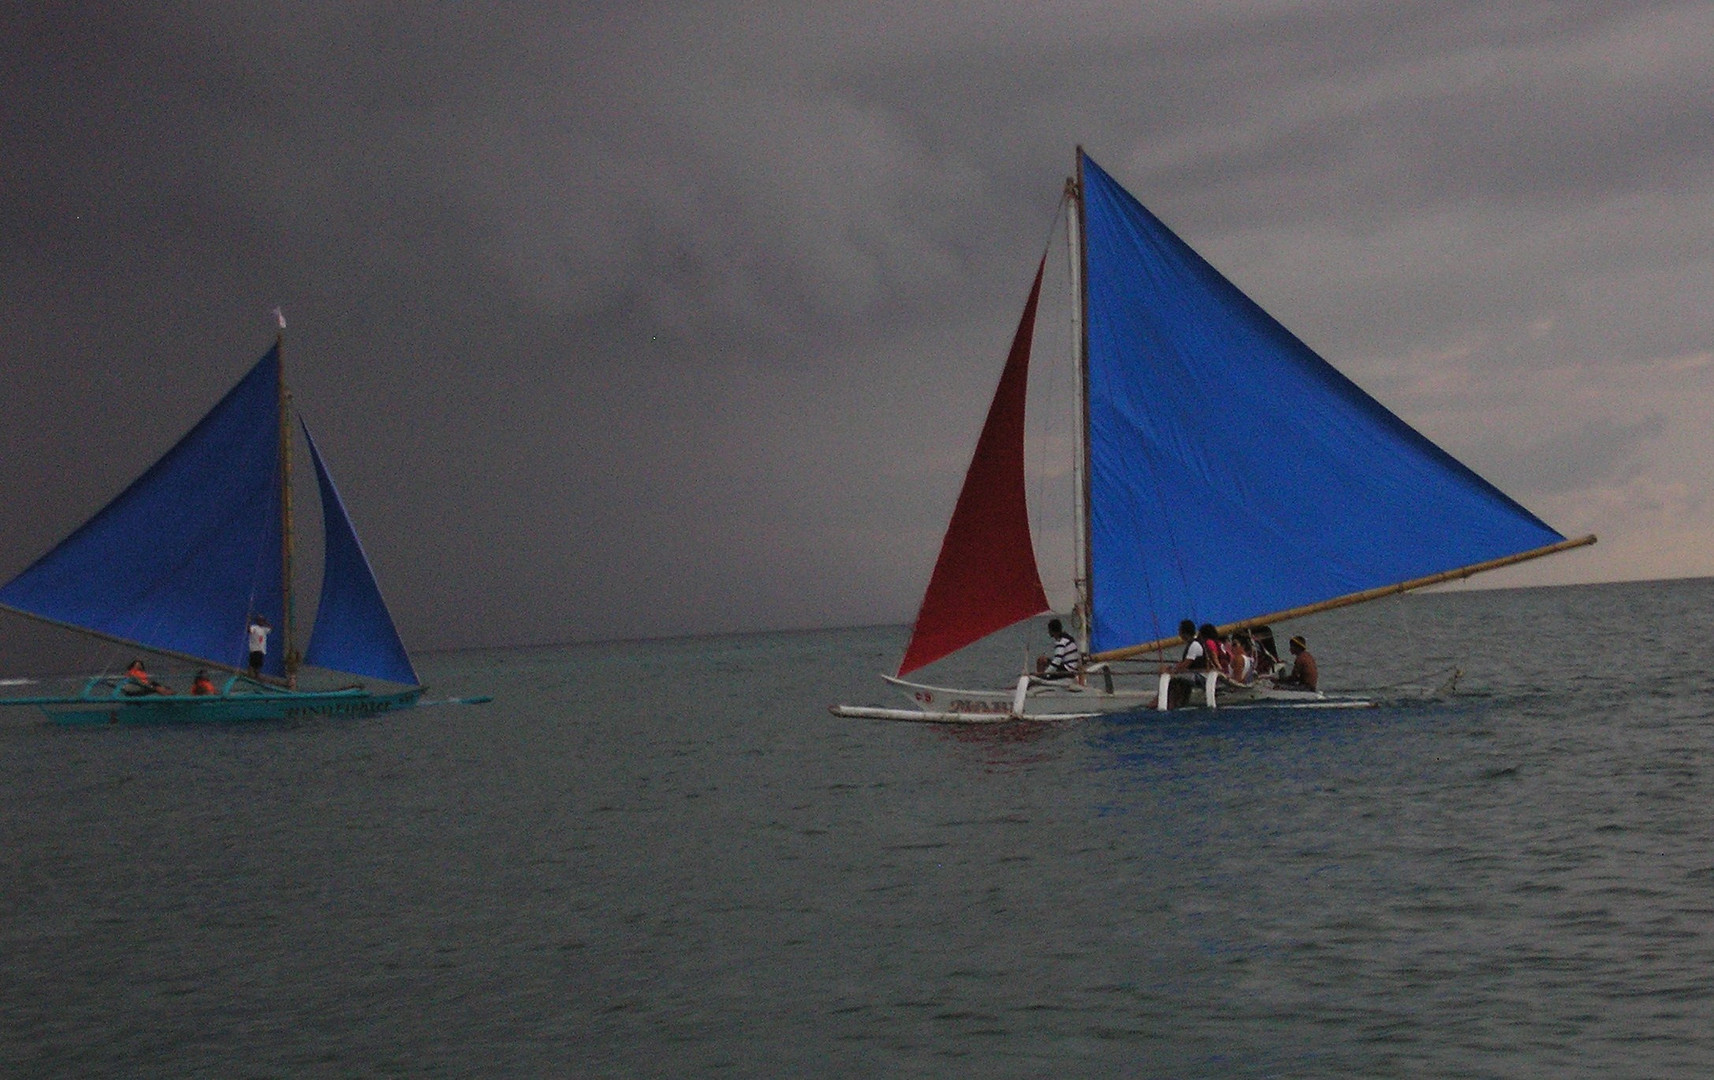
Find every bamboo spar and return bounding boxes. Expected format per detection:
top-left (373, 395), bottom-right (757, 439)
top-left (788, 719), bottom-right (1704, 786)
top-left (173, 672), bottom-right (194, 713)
top-left (1089, 533), bottom-right (1597, 663)
top-left (0, 602), bottom-right (287, 685)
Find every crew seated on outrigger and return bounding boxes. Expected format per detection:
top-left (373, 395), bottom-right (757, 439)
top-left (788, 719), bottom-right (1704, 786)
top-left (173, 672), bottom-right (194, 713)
top-left (1225, 630), bottom-right (1255, 686)
top-left (1161, 621), bottom-right (1212, 708)
top-left (1223, 628), bottom-right (1287, 685)
top-left (1167, 622), bottom-right (1294, 679)
top-left (1252, 625), bottom-right (1282, 674)
top-left (1035, 619), bottom-right (1082, 680)
top-left (1163, 620), bottom-right (1311, 706)
top-left (1271, 635), bottom-right (1318, 692)
top-left (1169, 621), bottom-right (1215, 674)
top-left (123, 659), bottom-right (170, 696)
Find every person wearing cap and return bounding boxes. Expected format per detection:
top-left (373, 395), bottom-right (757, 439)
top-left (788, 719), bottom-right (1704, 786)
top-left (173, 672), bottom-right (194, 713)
top-left (1272, 634), bottom-right (1319, 692)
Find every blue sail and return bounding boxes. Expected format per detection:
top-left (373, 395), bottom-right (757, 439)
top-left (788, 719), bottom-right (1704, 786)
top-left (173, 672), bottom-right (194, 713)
top-left (1079, 153), bottom-right (1565, 654)
top-left (0, 346), bottom-right (286, 673)
top-left (301, 423), bottom-right (419, 687)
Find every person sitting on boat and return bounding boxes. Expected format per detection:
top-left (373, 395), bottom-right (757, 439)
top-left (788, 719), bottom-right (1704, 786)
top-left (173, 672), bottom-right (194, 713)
top-left (1252, 625), bottom-right (1282, 676)
top-left (1272, 634), bottom-right (1319, 692)
top-left (123, 659), bottom-right (169, 696)
top-left (1226, 631), bottom-right (1256, 686)
top-left (1168, 620), bottom-right (1207, 673)
top-left (1198, 623), bottom-right (1226, 675)
top-left (1164, 620), bottom-right (1217, 709)
top-left (191, 670), bottom-right (216, 696)
top-left (1035, 619), bottom-right (1082, 680)
top-left (247, 615), bottom-right (270, 678)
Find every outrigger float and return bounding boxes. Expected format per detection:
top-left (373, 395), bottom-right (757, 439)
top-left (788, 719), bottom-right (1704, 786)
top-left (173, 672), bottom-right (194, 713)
top-left (832, 149), bottom-right (1591, 725)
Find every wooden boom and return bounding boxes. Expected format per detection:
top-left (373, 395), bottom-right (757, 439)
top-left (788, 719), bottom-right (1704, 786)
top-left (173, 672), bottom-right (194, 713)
top-left (0, 602), bottom-right (287, 686)
top-left (1090, 533), bottom-right (1597, 663)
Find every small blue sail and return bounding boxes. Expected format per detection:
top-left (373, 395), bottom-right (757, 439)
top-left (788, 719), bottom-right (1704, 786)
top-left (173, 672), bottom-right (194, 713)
top-left (0, 346), bottom-right (286, 673)
top-left (1079, 153), bottom-right (1565, 654)
top-left (301, 423), bottom-right (419, 687)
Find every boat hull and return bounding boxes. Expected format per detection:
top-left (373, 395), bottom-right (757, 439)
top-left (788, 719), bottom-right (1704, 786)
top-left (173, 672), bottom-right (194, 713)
top-left (29, 686), bottom-right (425, 725)
top-left (883, 673), bottom-right (1154, 718)
top-left (827, 671), bottom-right (1365, 723)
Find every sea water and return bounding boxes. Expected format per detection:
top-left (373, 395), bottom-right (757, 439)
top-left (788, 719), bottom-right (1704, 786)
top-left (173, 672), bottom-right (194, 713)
top-left (3, 578), bottom-right (1714, 1077)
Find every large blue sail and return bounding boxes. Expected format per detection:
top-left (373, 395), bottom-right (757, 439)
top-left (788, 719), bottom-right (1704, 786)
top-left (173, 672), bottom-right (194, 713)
top-left (0, 346), bottom-right (286, 673)
top-left (301, 423), bottom-right (418, 686)
top-left (1079, 152), bottom-right (1565, 654)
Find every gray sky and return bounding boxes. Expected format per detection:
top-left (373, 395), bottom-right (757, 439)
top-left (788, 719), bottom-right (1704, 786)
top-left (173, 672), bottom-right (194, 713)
top-left (3, 1), bottom-right (1711, 652)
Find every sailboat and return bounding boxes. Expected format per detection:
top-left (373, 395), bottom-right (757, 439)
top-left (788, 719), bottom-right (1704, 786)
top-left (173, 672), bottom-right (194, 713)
top-left (834, 149), bottom-right (1594, 722)
top-left (0, 331), bottom-right (435, 723)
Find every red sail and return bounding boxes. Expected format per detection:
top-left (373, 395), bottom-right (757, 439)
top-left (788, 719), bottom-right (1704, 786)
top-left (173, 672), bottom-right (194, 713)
top-left (898, 259), bottom-right (1051, 676)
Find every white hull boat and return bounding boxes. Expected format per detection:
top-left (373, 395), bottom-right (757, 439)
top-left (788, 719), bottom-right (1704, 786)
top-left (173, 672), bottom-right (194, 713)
top-left (828, 671), bottom-right (1364, 724)
top-left (834, 149), bottom-right (1592, 724)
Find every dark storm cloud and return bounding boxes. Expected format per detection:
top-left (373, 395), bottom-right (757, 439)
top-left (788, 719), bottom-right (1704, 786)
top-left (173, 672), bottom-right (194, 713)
top-left (3, 2), bottom-right (1711, 655)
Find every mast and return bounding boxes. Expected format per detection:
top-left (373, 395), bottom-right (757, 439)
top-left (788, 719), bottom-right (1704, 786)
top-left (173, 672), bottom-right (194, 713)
top-left (1068, 147), bottom-right (1093, 656)
top-left (276, 315), bottom-right (298, 687)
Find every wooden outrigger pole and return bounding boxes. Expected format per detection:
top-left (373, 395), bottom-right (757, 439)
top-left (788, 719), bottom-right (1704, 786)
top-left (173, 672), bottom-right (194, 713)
top-left (1091, 533), bottom-right (1597, 663)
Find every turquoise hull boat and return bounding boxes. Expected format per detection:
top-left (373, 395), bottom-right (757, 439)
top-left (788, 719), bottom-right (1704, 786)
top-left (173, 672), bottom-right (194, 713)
top-left (11, 676), bottom-right (424, 725)
top-left (0, 329), bottom-right (475, 721)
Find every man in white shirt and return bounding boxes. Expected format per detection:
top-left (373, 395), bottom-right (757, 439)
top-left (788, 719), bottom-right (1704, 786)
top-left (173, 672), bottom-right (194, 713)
top-left (247, 616), bottom-right (270, 678)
